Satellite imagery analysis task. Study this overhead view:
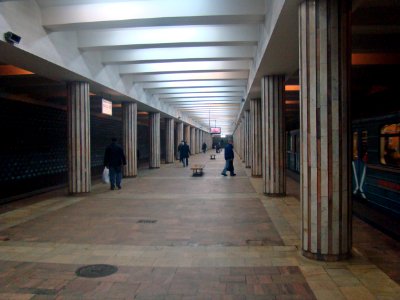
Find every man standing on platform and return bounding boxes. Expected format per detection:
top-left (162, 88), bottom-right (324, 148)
top-left (104, 137), bottom-right (126, 190)
top-left (221, 140), bottom-right (236, 176)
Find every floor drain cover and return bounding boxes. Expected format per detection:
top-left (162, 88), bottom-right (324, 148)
top-left (137, 219), bottom-right (157, 223)
top-left (75, 264), bottom-right (118, 278)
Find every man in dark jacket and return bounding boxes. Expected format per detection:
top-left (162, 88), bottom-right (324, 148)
top-left (179, 141), bottom-right (191, 167)
top-left (221, 140), bottom-right (236, 176)
top-left (202, 142), bottom-right (207, 153)
top-left (104, 138), bottom-right (127, 190)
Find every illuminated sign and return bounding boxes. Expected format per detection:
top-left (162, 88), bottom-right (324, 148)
top-left (210, 127), bottom-right (221, 134)
top-left (102, 99), bottom-right (112, 116)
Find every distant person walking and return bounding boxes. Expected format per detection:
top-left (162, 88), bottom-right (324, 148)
top-left (104, 138), bottom-right (127, 190)
top-left (216, 142), bottom-right (221, 153)
top-left (179, 141), bottom-right (191, 167)
top-left (202, 142), bottom-right (207, 153)
top-left (221, 140), bottom-right (236, 176)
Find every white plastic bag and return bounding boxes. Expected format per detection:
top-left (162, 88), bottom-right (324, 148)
top-left (102, 167), bottom-right (110, 184)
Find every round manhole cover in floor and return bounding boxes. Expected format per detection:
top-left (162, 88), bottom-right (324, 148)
top-left (75, 264), bottom-right (118, 278)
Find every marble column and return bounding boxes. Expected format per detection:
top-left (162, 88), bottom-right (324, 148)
top-left (244, 110), bottom-right (251, 168)
top-left (299, 0), bottom-right (351, 261)
top-left (67, 82), bottom-right (91, 194)
top-left (122, 102), bottom-right (137, 177)
top-left (251, 98), bottom-right (262, 177)
top-left (236, 123), bottom-right (241, 158)
top-left (191, 127), bottom-right (196, 154)
top-left (149, 112), bottom-right (160, 168)
top-left (165, 118), bottom-right (174, 163)
top-left (241, 117), bottom-right (245, 162)
top-left (194, 129), bottom-right (198, 154)
top-left (184, 124), bottom-right (190, 145)
top-left (176, 122), bottom-right (184, 159)
top-left (261, 75), bottom-right (286, 196)
top-left (198, 129), bottom-right (201, 153)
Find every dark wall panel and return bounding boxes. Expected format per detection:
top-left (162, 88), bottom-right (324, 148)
top-left (0, 98), bottom-right (122, 202)
top-left (0, 98), bottom-right (67, 200)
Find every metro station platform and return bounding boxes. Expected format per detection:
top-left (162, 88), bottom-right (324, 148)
top-left (0, 152), bottom-right (399, 299)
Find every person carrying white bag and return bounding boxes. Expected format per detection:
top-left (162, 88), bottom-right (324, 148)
top-left (102, 166), bottom-right (110, 184)
top-left (103, 137), bottom-right (127, 190)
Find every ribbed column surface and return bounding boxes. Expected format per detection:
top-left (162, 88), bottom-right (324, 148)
top-left (244, 110), bottom-right (251, 168)
top-left (241, 119), bottom-right (245, 162)
top-left (197, 130), bottom-right (201, 153)
top-left (67, 82), bottom-right (91, 194)
top-left (122, 103), bottom-right (137, 177)
top-left (299, 0), bottom-right (351, 261)
top-left (194, 129), bottom-right (198, 154)
top-left (236, 124), bottom-right (241, 159)
top-left (184, 125), bottom-right (190, 145)
top-left (176, 122), bottom-right (183, 159)
top-left (262, 75), bottom-right (286, 196)
top-left (234, 129), bottom-right (238, 154)
top-left (251, 98), bottom-right (262, 177)
top-left (206, 133), bottom-right (212, 149)
top-left (165, 118), bottom-right (175, 163)
top-left (149, 112), bottom-right (160, 168)
top-left (191, 127), bottom-right (196, 154)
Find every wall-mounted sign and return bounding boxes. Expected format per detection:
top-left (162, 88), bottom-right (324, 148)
top-left (102, 99), bottom-right (112, 116)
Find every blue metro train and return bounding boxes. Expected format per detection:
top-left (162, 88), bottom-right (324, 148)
top-left (286, 112), bottom-right (400, 219)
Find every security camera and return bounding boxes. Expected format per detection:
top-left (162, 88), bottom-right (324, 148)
top-left (4, 31), bottom-right (21, 45)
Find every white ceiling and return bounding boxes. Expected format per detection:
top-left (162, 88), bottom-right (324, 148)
top-left (35, 0), bottom-right (267, 134)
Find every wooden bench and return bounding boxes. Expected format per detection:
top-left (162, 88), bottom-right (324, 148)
top-left (190, 164), bottom-right (205, 176)
top-left (210, 154), bottom-right (216, 160)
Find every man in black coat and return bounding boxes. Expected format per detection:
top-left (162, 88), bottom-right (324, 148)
top-left (104, 138), bottom-right (127, 190)
top-left (179, 141), bottom-right (191, 167)
top-left (221, 140), bottom-right (236, 176)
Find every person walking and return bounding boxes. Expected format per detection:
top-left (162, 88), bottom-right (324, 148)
top-left (177, 140), bottom-right (184, 164)
top-left (104, 137), bottom-right (127, 190)
top-left (221, 140), bottom-right (236, 176)
top-left (216, 142), bottom-right (221, 153)
top-left (179, 140), bottom-right (191, 167)
top-left (202, 142), bottom-right (207, 153)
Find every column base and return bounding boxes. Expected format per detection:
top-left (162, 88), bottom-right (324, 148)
top-left (69, 191), bottom-right (90, 196)
top-left (149, 166), bottom-right (160, 169)
top-left (124, 175), bottom-right (137, 178)
top-left (251, 175), bottom-right (262, 178)
top-left (264, 192), bottom-right (286, 197)
top-left (302, 249), bottom-right (351, 261)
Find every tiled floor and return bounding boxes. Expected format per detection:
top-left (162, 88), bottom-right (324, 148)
top-left (0, 151), bottom-right (399, 299)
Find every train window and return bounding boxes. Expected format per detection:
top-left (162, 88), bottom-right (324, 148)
top-left (353, 131), bottom-right (358, 160)
top-left (380, 123), bottom-right (400, 167)
top-left (361, 131), bottom-right (368, 159)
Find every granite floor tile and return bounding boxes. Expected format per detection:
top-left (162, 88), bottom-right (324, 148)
top-left (0, 155), bottom-right (398, 299)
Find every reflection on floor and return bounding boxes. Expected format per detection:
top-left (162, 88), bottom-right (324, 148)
top-left (0, 151), bottom-right (399, 299)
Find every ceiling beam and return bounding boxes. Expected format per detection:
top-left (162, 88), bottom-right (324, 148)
top-left (119, 60), bottom-right (251, 75)
top-left (102, 46), bottom-right (256, 64)
top-left (77, 25), bottom-right (259, 50)
top-left (146, 86), bottom-right (246, 94)
top-left (141, 80), bottom-right (247, 89)
top-left (42, 0), bottom-right (265, 30)
top-left (126, 71), bottom-right (249, 82)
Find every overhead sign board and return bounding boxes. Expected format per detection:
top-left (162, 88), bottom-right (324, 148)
top-left (210, 127), bottom-right (221, 134)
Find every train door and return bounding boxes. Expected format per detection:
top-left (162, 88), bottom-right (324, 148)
top-left (352, 129), bottom-right (368, 198)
